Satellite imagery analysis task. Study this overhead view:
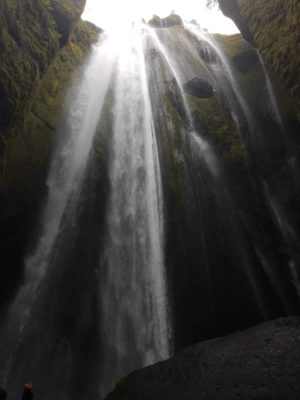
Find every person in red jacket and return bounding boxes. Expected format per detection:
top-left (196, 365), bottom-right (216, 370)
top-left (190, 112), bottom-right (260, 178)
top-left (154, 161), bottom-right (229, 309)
top-left (22, 383), bottom-right (33, 400)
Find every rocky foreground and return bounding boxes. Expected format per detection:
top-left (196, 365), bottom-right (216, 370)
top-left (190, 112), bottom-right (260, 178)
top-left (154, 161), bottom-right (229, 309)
top-left (106, 317), bottom-right (300, 400)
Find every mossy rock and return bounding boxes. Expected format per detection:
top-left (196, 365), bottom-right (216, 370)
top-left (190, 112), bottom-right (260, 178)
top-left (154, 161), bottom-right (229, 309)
top-left (214, 31), bottom-right (299, 125)
top-left (184, 77), bottom-right (214, 98)
top-left (0, 17), bottom-right (100, 305)
top-left (149, 13), bottom-right (183, 28)
top-left (219, 0), bottom-right (300, 120)
top-left (214, 33), bottom-right (254, 58)
top-left (187, 94), bottom-right (248, 168)
top-left (50, 0), bottom-right (86, 46)
top-left (0, 0), bottom-right (88, 132)
top-left (105, 379), bottom-right (126, 400)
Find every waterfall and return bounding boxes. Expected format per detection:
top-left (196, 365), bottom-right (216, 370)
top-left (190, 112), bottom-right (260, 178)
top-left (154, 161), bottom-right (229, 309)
top-left (184, 23), bottom-right (300, 310)
top-left (256, 51), bottom-right (284, 127)
top-left (2, 15), bottom-right (300, 400)
top-left (0, 34), bottom-right (116, 394)
top-left (148, 25), bottom-right (272, 321)
top-left (0, 25), bottom-right (171, 400)
top-left (98, 24), bottom-right (171, 396)
top-left (185, 23), bottom-right (254, 134)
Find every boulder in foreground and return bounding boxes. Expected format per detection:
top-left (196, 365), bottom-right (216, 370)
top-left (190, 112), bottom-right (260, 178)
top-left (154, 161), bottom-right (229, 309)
top-left (106, 317), bottom-right (300, 400)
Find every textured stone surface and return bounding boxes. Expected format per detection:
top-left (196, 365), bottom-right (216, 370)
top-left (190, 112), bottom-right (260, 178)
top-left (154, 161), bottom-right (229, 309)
top-left (0, 0), bottom-right (100, 305)
top-left (219, 0), bottom-right (300, 120)
top-left (0, 0), bottom-right (87, 133)
top-left (149, 13), bottom-right (183, 28)
top-left (106, 317), bottom-right (300, 400)
top-left (184, 77), bottom-right (214, 98)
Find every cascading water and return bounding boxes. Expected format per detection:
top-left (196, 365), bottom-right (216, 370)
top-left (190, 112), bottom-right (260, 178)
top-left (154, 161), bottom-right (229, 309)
top-left (2, 12), bottom-right (300, 400)
top-left (98, 25), bottom-right (171, 396)
top-left (185, 22), bottom-right (254, 133)
top-left (0, 34), bottom-right (118, 399)
top-left (148, 25), bottom-right (272, 325)
top-left (0, 25), bottom-right (171, 400)
top-left (184, 22), bottom-right (300, 311)
top-left (256, 51), bottom-right (284, 128)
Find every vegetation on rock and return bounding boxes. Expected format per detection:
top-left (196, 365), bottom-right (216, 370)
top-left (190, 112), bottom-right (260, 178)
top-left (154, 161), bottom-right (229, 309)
top-left (218, 0), bottom-right (300, 120)
top-left (149, 13), bottom-right (183, 28)
top-left (0, 0), bottom-right (87, 134)
top-left (0, 0), bottom-right (100, 304)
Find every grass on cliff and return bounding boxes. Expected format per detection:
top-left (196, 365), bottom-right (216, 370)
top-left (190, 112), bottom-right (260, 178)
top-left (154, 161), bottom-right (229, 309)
top-left (0, 16), bottom-right (100, 299)
top-left (237, 0), bottom-right (300, 119)
top-left (187, 94), bottom-right (248, 168)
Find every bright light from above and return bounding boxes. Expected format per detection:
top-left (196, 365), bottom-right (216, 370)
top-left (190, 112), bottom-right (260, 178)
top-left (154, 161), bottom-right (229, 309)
top-left (82, 0), bottom-right (239, 34)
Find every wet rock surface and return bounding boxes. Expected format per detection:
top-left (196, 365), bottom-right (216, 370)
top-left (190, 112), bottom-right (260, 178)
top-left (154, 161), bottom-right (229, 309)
top-left (149, 13), bottom-right (183, 28)
top-left (0, 0), bottom-right (100, 306)
top-left (106, 317), bottom-right (300, 400)
top-left (232, 49), bottom-right (260, 72)
top-left (184, 77), bottom-right (214, 98)
top-left (0, 0), bottom-right (87, 131)
top-left (218, 0), bottom-right (300, 120)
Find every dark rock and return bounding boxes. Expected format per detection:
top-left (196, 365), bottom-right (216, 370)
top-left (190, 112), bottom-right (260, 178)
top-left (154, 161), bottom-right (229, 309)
top-left (184, 77), bottom-right (214, 98)
top-left (148, 13), bottom-right (183, 28)
top-left (232, 49), bottom-right (260, 72)
top-left (218, 0), bottom-right (254, 44)
top-left (51, 0), bottom-right (87, 46)
top-left (106, 317), bottom-right (300, 400)
top-left (0, 1), bottom-right (100, 306)
top-left (218, 0), bottom-right (300, 121)
top-left (0, 0), bottom-right (88, 132)
top-left (198, 46), bottom-right (217, 63)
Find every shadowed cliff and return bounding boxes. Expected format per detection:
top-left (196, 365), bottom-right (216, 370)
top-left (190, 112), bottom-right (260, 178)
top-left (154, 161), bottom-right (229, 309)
top-left (0, 0), bottom-right (100, 305)
top-left (218, 0), bottom-right (300, 121)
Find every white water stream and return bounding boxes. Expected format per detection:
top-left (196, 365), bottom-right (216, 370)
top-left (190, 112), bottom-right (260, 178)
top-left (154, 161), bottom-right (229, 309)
top-left (0, 25), bottom-right (171, 399)
top-left (98, 24), bottom-right (171, 396)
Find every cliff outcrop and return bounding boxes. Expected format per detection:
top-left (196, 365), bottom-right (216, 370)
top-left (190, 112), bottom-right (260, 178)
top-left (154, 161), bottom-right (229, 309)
top-left (0, 0), bottom-right (100, 304)
top-left (218, 0), bottom-right (300, 120)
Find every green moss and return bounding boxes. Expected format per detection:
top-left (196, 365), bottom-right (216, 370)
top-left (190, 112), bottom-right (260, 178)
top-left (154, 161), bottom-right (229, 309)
top-left (215, 30), bottom-right (299, 125)
top-left (157, 92), bottom-right (189, 209)
top-left (223, 0), bottom-right (300, 120)
top-left (93, 88), bottom-right (115, 164)
top-left (0, 0), bottom-right (90, 134)
top-left (146, 48), bottom-right (192, 209)
top-left (105, 378), bottom-right (126, 400)
top-left (0, 12), bottom-right (100, 298)
top-left (155, 27), bottom-right (212, 81)
top-left (214, 33), bottom-right (253, 58)
top-left (187, 95), bottom-right (248, 167)
top-left (148, 12), bottom-right (183, 28)
top-left (1, 19), bottom-right (100, 192)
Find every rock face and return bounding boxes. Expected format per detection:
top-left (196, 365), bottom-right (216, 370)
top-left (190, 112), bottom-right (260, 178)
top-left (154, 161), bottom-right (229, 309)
top-left (218, 0), bottom-right (300, 119)
top-left (105, 317), bottom-right (300, 400)
top-left (0, 0), bottom-right (100, 305)
top-left (232, 49), bottom-right (260, 72)
top-left (145, 26), bottom-right (300, 350)
top-left (149, 13), bottom-right (183, 28)
top-left (50, 0), bottom-right (87, 45)
top-left (217, 0), bottom-right (253, 43)
top-left (184, 77), bottom-right (214, 98)
top-left (0, 0), bottom-right (86, 132)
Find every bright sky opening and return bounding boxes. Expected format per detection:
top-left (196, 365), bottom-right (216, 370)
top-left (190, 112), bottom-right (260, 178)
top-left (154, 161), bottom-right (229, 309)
top-left (82, 0), bottom-right (239, 34)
